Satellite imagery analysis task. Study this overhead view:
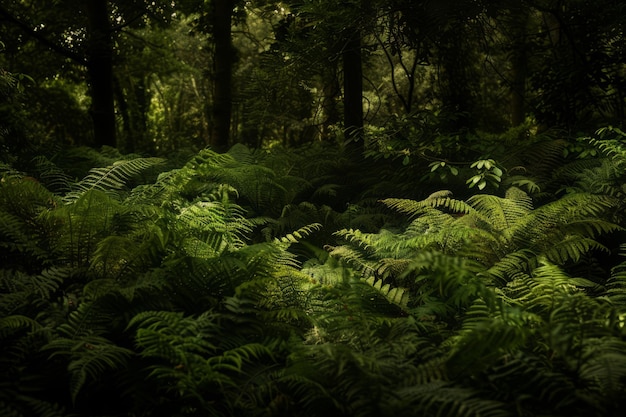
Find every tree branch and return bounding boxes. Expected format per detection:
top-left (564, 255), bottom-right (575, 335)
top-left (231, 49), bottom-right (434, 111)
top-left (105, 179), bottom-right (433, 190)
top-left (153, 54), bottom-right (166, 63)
top-left (0, 4), bottom-right (86, 65)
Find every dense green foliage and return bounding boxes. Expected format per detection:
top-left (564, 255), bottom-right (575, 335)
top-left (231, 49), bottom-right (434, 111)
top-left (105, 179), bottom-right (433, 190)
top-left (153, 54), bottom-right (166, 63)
top-left (2, 126), bottom-right (626, 416)
top-left (2, 0), bottom-right (626, 152)
top-left (2, 1), bottom-right (626, 416)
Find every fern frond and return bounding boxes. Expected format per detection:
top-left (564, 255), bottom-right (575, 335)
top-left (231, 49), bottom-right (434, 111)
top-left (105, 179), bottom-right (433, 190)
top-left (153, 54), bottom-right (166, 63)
top-left (362, 276), bottom-right (410, 308)
top-left (0, 267), bottom-right (69, 317)
top-left (447, 304), bottom-right (535, 376)
top-left (31, 155), bottom-right (73, 194)
top-left (381, 196), bottom-right (473, 217)
top-left (44, 335), bottom-right (133, 403)
top-left (63, 157), bottom-right (164, 203)
top-left (605, 262), bottom-right (626, 303)
top-left (399, 382), bottom-right (510, 417)
top-left (333, 228), bottom-right (378, 252)
top-left (0, 396), bottom-right (67, 417)
top-left (55, 295), bottom-right (124, 338)
top-left (467, 189), bottom-right (533, 233)
top-left (276, 222), bottom-right (322, 244)
top-left (0, 315), bottom-right (40, 338)
top-left (485, 353), bottom-right (580, 413)
top-left (543, 236), bottom-right (608, 264)
top-left (208, 343), bottom-right (274, 373)
top-left (486, 249), bottom-right (537, 285)
top-left (0, 211), bottom-right (50, 263)
top-left (177, 199), bottom-right (253, 253)
top-left (129, 310), bottom-right (219, 355)
top-left (327, 245), bottom-right (376, 276)
top-left (402, 250), bottom-right (487, 310)
top-left (579, 339), bottom-right (626, 402)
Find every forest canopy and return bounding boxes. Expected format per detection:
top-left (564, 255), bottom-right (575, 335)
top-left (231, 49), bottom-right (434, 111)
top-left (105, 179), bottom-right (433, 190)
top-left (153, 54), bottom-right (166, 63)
top-left (2, 0), bottom-right (625, 154)
top-left (2, 1), bottom-right (626, 417)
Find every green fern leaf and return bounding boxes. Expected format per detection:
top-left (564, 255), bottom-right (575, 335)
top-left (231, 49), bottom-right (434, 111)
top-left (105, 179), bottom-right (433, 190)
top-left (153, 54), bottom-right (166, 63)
top-left (0, 315), bottom-right (40, 338)
top-left (44, 335), bottom-right (133, 403)
top-left (64, 157), bottom-right (164, 203)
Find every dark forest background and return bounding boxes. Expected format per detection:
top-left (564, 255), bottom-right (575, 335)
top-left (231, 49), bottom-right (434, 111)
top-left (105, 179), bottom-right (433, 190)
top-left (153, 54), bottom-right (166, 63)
top-left (2, 1), bottom-right (626, 417)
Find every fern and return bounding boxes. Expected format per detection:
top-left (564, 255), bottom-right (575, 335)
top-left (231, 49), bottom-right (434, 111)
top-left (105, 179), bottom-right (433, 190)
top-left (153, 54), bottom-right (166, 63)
top-left (30, 155), bottom-right (73, 194)
top-left (382, 196), bottom-right (474, 217)
top-left (44, 335), bottom-right (133, 403)
top-left (63, 157), bottom-right (164, 203)
top-left (362, 276), bottom-right (410, 308)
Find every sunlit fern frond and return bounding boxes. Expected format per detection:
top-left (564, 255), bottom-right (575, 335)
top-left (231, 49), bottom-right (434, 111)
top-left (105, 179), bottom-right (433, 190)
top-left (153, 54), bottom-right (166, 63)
top-left (63, 157), bottom-right (164, 203)
top-left (362, 275), bottom-right (410, 308)
top-left (177, 199), bottom-right (253, 254)
top-left (381, 196), bottom-right (474, 218)
top-left (275, 222), bottom-right (323, 244)
top-left (490, 260), bottom-right (626, 412)
top-left (262, 201), bottom-right (338, 241)
top-left (467, 187), bottom-right (533, 235)
top-left (500, 262), bottom-right (581, 310)
top-left (227, 142), bottom-right (261, 164)
top-left (326, 245), bottom-right (376, 277)
top-left (508, 192), bottom-right (617, 249)
top-left (230, 240), bottom-right (312, 311)
top-left (590, 127), bottom-right (626, 163)
top-left (333, 228), bottom-right (380, 252)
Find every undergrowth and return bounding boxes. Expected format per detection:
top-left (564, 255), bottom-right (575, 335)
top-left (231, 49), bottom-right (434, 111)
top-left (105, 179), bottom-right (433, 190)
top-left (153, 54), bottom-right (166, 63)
top-left (1, 128), bottom-right (626, 417)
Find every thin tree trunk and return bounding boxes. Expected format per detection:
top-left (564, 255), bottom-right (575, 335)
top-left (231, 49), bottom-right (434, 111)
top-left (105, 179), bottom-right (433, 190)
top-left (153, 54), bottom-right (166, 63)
top-left (321, 66), bottom-right (341, 140)
top-left (343, 30), bottom-right (364, 149)
top-left (510, 6), bottom-right (529, 126)
top-left (85, 0), bottom-right (116, 148)
top-left (210, 0), bottom-right (233, 152)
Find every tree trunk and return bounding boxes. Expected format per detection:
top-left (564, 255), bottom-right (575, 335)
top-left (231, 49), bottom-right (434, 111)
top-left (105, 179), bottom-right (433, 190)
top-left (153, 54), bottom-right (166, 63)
top-left (510, 7), bottom-right (529, 126)
top-left (85, 0), bottom-right (116, 148)
top-left (439, 27), bottom-right (475, 132)
top-left (210, 0), bottom-right (234, 152)
top-left (321, 65), bottom-right (341, 140)
top-left (342, 30), bottom-right (364, 149)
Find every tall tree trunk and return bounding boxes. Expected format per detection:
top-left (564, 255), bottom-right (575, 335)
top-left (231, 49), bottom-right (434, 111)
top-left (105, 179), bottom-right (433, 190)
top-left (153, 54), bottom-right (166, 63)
top-left (343, 30), bottom-right (364, 149)
top-left (85, 0), bottom-right (116, 148)
top-left (210, 0), bottom-right (234, 152)
top-left (439, 26), bottom-right (475, 133)
top-left (114, 75), bottom-right (149, 153)
top-left (321, 65), bottom-right (341, 140)
top-left (510, 9), bottom-right (529, 127)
